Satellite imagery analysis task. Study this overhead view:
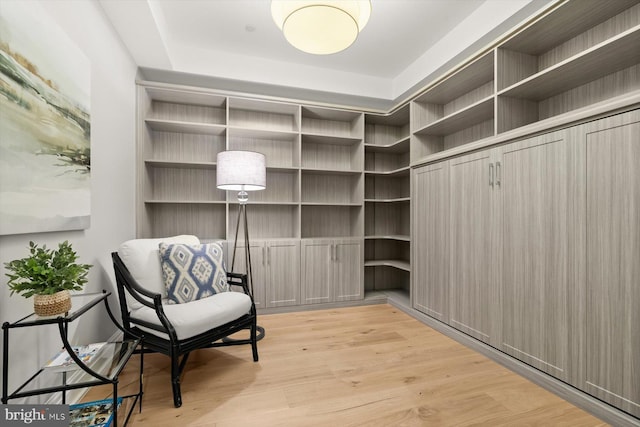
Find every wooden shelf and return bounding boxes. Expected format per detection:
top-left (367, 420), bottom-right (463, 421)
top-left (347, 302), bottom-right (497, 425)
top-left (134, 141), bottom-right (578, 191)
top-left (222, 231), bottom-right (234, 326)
top-left (301, 105), bottom-right (363, 139)
top-left (414, 52), bottom-right (494, 105)
top-left (364, 137), bottom-right (410, 153)
top-left (365, 197), bottom-right (410, 203)
top-left (302, 133), bottom-right (361, 146)
top-left (228, 126), bottom-right (298, 140)
top-left (229, 201), bottom-right (299, 206)
top-left (365, 235), bottom-right (411, 242)
top-left (145, 200), bottom-right (226, 204)
top-left (145, 87), bottom-right (227, 107)
top-left (365, 260), bottom-right (411, 272)
top-left (499, 26), bottom-right (640, 101)
top-left (413, 96), bottom-right (494, 136)
top-left (228, 97), bottom-right (299, 133)
top-left (145, 119), bottom-right (226, 135)
top-left (500, 0), bottom-right (638, 55)
top-left (364, 166), bottom-right (410, 176)
top-left (301, 167), bottom-right (361, 175)
top-left (301, 202), bottom-right (362, 207)
top-left (145, 160), bottom-right (216, 169)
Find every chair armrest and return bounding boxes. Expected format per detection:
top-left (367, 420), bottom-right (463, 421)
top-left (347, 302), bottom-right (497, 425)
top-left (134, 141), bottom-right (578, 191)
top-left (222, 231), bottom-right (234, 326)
top-left (111, 252), bottom-right (179, 342)
top-left (111, 252), bottom-right (160, 309)
top-left (226, 272), bottom-right (251, 295)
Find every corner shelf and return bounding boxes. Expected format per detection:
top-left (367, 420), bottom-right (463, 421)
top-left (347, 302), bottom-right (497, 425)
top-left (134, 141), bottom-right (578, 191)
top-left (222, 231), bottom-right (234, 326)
top-left (365, 234), bottom-right (411, 242)
top-left (364, 136), bottom-right (410, 153)
top-left (365, 166), bottom-right (410, 176)
top-left (364, 105), bottom-right (411, 298)
top-left (365, 260), bottom-right (411, 272)
top-left (365, 197), bottom-right (410, 203)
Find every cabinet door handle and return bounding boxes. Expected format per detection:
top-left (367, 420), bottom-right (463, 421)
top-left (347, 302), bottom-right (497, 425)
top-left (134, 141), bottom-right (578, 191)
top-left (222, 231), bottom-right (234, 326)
top-left (496, 161), bottom-right (501, 187)
top-left (267, 246), bottom-right (271, 266)
top-left (334, 245), bottom-right (338, 262)
top-left (489, 163), bottom-right (494, 187)
top-left (262, 247), bottom-right (265, 266)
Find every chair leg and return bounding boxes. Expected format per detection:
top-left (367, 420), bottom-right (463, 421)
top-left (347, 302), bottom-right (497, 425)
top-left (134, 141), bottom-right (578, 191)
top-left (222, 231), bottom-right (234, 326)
top-left (251, 319), bottom-right (259, 362)
top-left (170, 347), bottom-right (182, 408)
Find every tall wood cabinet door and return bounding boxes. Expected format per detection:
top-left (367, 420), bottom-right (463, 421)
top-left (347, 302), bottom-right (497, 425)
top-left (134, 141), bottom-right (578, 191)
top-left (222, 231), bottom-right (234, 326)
top-left (334, 239), bottom-right (363, 302)
top-left (500, 128), bottom-right (584, 383)
top-left (449, 150), bottom-right (498, 345)
top-left (266, 241), bottom-right (300, 308)
top-left (228, 241), bottom-right (266, 308)
top-left (412, 162), bottom-right (449, 322)
top-left (585, 115), bottom-right (640, 417)
top-left (301, 240), bottom-right (332, 304)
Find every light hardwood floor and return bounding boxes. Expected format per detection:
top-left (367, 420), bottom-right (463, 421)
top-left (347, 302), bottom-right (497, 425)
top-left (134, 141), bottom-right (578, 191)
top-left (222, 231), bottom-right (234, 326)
top-left (86, 305), bottom-right (606, 426)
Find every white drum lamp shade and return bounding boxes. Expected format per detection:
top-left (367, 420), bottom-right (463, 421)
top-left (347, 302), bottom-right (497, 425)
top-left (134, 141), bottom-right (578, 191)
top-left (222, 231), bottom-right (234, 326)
top-left (271, 0), bottom-right (371, 55)
top-left (216, 151), bottom-right (266, 191)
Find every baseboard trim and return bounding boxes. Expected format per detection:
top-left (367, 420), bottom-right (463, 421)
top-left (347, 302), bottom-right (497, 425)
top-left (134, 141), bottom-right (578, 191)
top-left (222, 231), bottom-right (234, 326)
top-left (387, 299), bottom-right (640, 427)
top-left (256, 296), bottom-right (387, 315)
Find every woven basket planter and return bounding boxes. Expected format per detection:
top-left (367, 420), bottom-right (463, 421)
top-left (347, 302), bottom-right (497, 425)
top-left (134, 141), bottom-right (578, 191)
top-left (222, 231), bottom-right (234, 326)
top-left (34, 290), bottom-right (71, 316)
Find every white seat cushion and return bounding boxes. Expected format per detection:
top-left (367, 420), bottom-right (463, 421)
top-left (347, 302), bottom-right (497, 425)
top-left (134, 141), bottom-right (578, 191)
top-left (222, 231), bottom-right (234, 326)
top-left (118, 235), bottom-right (200, 310)
top-left (130, 291), bottom-right (252, 341)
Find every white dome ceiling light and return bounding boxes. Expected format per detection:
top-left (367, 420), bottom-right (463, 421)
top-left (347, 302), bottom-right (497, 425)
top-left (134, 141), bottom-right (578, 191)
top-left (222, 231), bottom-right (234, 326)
top-left (271, 1), bottom-right (372, 55)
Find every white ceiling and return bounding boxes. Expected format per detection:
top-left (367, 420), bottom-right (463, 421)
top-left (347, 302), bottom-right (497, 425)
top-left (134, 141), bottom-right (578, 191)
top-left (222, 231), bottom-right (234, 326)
top-left (99, 0), bottom-right (554, 111)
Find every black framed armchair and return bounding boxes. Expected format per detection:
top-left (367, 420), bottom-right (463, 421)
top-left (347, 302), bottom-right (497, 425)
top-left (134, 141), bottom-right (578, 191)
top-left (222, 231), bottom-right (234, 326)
top-left (111, 235), bottom-right (259, 407)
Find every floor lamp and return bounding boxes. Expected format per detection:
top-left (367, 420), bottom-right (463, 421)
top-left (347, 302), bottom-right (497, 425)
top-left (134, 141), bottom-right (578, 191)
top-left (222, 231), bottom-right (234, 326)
top-left (216, 150), bottom-right (266, 341)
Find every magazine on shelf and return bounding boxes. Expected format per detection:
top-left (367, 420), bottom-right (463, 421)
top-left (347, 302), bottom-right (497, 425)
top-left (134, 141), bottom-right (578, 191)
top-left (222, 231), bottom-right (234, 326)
top-left (44, 342), bottom-right (106, 371)
top-left (69, 397), bottom-right (123, 427)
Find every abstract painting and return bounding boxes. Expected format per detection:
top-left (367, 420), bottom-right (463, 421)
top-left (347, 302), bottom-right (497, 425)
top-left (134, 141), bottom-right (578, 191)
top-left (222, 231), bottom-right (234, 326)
top-left (0, 2), bottom-right (90, 235)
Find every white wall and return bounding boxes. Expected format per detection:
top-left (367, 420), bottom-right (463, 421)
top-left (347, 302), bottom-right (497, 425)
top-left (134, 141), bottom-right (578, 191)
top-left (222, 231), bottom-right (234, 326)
top-left (0, 0), bottom-right (137, 402)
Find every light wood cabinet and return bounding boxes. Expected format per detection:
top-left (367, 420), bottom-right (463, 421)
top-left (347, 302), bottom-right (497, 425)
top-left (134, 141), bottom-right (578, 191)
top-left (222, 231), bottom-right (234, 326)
top-left (499, 129), bottom-right (584, 383)
top-left (449, 149), bottom-right (500, 346)
top-left (412, 162), bottom-right (449, 322)
top-left (231, 240), bottom-right (300, 308)
top-left (412, 109), bottom-right (640, 421)
top-left (301, 239), bottom-right (363, 305)
top-left (584, 113), bottom-right (640, 417)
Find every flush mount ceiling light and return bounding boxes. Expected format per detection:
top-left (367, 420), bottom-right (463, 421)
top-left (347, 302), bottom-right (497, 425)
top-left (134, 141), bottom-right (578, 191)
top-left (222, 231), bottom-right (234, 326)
top-left (271, 0), bottom-right (371, 55)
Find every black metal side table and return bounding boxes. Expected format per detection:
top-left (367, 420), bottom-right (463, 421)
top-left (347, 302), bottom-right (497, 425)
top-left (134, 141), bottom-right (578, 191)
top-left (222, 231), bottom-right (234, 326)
top-left (2, 291), bottom-right (143, 427)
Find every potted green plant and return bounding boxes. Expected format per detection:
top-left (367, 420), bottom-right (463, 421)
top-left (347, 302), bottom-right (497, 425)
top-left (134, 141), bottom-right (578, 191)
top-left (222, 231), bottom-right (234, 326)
top-left (4, 241), bottom-right (92, 316)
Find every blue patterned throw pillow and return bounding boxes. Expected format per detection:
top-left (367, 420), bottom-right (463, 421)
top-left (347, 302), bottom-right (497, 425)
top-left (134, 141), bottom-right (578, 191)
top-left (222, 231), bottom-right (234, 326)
top-left (159, 242), bottom-right (229, 304)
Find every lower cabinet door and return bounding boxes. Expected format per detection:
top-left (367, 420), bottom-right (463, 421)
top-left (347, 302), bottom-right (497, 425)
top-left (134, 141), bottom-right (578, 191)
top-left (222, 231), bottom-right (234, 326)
top-left (500, 128), bottom-right (583, 383)
top-left (449, 150), bottom-right (497, 345)
top-left (266, 240), bottom-right (300, 308)
top-left (301, 240), bottom-right (332, 304)
top-left (584, 116), bottom-right (640, 417)
top-left (301, 238), bottom-right (364, 304)
top-left (334, 239), bottom-right (363, 302)
top-left (412, 162), bottom-right (449, 322)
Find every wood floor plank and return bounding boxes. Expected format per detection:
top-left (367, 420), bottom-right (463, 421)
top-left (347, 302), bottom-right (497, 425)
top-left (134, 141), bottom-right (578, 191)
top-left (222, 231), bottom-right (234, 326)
top-left (83, 304), bottom-right (606, 426)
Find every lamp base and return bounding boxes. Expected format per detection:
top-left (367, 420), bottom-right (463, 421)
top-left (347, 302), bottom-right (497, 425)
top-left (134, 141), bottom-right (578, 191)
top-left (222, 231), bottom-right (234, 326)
top-left (229, 200), bottom-right (266, 344)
